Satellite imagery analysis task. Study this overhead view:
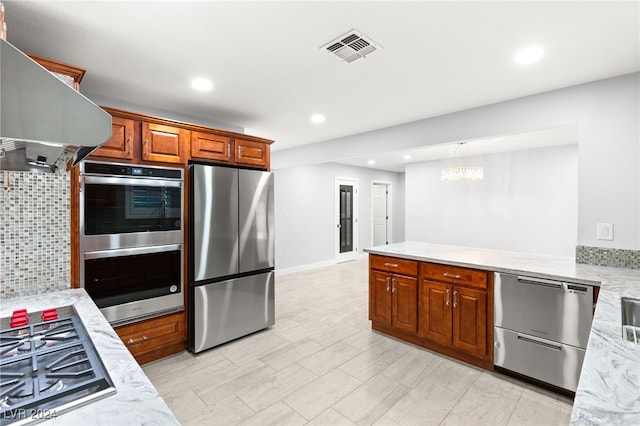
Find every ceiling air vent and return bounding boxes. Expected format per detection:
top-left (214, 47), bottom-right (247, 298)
top-left (321, 29), bottom-right (381, 64)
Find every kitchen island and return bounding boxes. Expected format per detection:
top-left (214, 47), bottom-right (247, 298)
top-left (0, 289), bottom-right (179, 425)
top-left (365, 242), bottom-right (640, 426)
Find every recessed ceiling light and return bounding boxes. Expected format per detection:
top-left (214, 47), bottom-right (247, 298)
top-left (367, 160), bottom-right (376, 165)
top-left (514, 46), bottom-right (544, 65)
top-left (403, 155), bottom-right (412, 160)
top-left (192, 77), bottom-right (213, 92)
top-left (310, 114), bottom-right (326, 124)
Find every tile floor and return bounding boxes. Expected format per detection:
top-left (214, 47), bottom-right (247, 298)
top-left (143, 259), bottom-right (573, 426)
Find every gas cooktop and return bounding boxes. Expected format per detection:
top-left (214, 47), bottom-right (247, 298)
top-left (0, 306), bottom-right (116, 425)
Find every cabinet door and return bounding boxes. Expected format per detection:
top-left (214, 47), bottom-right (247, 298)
top-left (420, 280), bottom-right (452, 346)
top-left (235, 139), bottom-right (269, 169)
top-left (91, 116), bottom-right (134, 160)
top-left (191, 131), bottom-right (233, 162)
top-left (392, 274), bottom-right (418, 334)
top-left (142, 122), bottom-right (188, 164)
top-left (369, 270), bottom-right (392, 325)
top-left (452, 286), bottom-right (487, 357)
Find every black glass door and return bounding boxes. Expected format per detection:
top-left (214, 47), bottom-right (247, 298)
top-left (339, 184), bottom-right (353, 253)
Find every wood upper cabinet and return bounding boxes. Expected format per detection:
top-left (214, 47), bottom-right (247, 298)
top-left (191, 131), bottom-right (232, 162)
top-left (28, 54), bottom-right (85, 91)
top-left (142, 122), bottom-right (188, 164)
top-left (369, 255), bottom-right (418, 334)
top-left (90, 116), bottom-right (134, 160)
top-left (190, 134), bottom-right (270, 169)
top-left (234, 138), bottom-right (269, 169)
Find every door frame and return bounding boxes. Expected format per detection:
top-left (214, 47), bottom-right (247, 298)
top-left (335, 177), bottom-right (359, 263)
top-left (371, 180), bottom-right (392, 246)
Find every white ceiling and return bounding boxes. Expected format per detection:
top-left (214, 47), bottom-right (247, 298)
top-left (3, 1), bottom-right (639, 166)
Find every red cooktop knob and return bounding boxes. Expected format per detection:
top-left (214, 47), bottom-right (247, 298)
top-left (41, 308), bottom-right (59, 322)
top-left (10, 309), bottom-right (28, 327)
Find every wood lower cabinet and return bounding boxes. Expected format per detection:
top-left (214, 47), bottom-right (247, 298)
top-left (369, 255), bottom-right (493, 371)
top-left (114, 311), bottom-right (186, 365)
top-left (370, 270), bottom-right (418, 333)
top-left (369, 255), bottom-right (418, 335)
top-left (90, 116), bottom-right (134, 160)
top-left (420, 279), bottom-right (487, 358)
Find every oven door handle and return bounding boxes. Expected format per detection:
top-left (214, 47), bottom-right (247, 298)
top-left (82, 175), bottom-right (183, 188)
top-left (83, 244), bottom-right (182, 259)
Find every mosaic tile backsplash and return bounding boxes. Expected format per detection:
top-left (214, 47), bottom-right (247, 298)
top-left (0, 170), bottom-right (71, 298)
top-left (576, 245), bottom-right (640, 269)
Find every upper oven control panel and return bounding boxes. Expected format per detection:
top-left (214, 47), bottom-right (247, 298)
top-left (82, 161), bottom-right (183, 180)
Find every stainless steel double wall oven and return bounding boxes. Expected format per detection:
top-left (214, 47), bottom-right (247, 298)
top-left (79, 161), bottom-right (184, 326)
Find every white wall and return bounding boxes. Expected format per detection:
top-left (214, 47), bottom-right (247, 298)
top-left (274, 163), bottom-right (404, 270)
top-left (405, 145), bottom-right (578, 256)
top-left (273, 73), bottom-right (640, 251)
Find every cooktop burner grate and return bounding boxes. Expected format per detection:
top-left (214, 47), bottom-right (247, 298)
top-left (0, 307), bottom-right (116, 425)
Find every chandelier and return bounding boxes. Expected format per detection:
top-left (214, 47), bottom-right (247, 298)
top-left (441, 142), bottom-right (484, 182)
top-left (441, 165), bottom-right (484, 181)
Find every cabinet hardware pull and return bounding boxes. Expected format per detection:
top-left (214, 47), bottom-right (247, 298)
top-left (143, 140), bottom-right (149, 157)
top-left (391, 278), bottom-right (396, 293)
top-left (453, 290), bottom-right (458, 308)
top-left (227, 143), bottom-right (231, 158)
top-left (446, 289), bottom-right (450, 306)
top-left (443, 272), bottom-right (461, 279)
top-left (238, 145), bottom-right (243, 158)
top-left (127, 335), bottom-right (148, 345)
top-left (384, 263), bottom-right (398, 268)
top-left (127, 137), bottom-right (132, 156)
top-left (386, 277), bottom-right (391, 292)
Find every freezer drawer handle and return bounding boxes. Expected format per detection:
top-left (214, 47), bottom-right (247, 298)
top-left (517, 276), bottom-right (562, 289)
top-left (516, 334), bottom-right (562, 351)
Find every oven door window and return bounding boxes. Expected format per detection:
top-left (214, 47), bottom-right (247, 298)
top-left (84, 183), bottom-right (181, 235)
top-left (84, 250), bottom-right (181, 308)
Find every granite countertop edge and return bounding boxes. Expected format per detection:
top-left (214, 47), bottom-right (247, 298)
top-left (364, 241), bottom-right (640, 425)
top-left (0, 289), bottom-right (179, 425)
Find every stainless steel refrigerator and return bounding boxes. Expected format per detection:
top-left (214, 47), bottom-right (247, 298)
top-left (188, 164), bottom-right (275, 353)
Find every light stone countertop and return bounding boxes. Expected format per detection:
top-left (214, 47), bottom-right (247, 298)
top-left (364, 241), bottom-right (640, 425)
top-left (0, 288), bottom-right (179, 425)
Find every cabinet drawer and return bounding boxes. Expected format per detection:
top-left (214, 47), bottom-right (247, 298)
top-left (421, 262), bottom-right (487, 289)
top-left (116, 312), bottom-right (185, 356)
top-left (370, 255), bottom-right (418, 276)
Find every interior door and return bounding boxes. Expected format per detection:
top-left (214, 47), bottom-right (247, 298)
top-left (335, 178), bottom-right (358, 262)
top-left (372, 183), bottom-right (389, 246)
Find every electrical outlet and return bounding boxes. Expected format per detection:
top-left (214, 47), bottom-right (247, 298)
top-left (597, 223), bottom-right (614, 241)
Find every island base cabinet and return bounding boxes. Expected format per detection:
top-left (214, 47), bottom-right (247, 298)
top-left (452, 286), bottom-right (487, 358)
top-left (369, 255), bottom-right (493, 371)
top-left (369, 270), bottom-right (418, 334)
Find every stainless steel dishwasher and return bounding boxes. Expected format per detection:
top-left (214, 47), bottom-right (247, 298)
top-left (494, 273), bottom-right (594, 393)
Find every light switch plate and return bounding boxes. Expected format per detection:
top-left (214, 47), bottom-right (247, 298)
top-left (597, 223), bottom-right (614, 241)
